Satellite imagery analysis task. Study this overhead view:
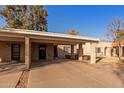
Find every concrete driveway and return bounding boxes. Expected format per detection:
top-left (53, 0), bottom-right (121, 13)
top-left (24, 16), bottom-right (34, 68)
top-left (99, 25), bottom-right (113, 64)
top-left (0, 63), bottom-right (26, 88)
top-left (0, 72), bottom-right (21, 88)
top-left (28, 60), bottom-right (124, 88)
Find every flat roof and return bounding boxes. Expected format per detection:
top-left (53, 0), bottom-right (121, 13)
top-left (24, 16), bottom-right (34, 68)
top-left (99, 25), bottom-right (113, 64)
top-left (0, 28), bottom-right (99, 42)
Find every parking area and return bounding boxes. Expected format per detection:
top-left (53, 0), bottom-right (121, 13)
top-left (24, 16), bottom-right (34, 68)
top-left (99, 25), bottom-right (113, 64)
top-left (0, 71), bottom-right (21, 88)
top-left (0, 59), bottom-right (124, 88)
top-left (0, 62), bottom-right (26, 75)
top-left (28, 59), bottom-right (124, 88)
top-left (0, 62), bottom-right (26, 88)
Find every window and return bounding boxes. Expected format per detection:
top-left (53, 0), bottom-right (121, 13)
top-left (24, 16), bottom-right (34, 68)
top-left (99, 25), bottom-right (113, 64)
top-left (11, 44), bottom-right (20, 60)
top-left (96, 47), bottom-right (101, 53)
top-left (54, 46), bottom-right (58, 57)
top-left (64, 47), bottom-right (70, 53)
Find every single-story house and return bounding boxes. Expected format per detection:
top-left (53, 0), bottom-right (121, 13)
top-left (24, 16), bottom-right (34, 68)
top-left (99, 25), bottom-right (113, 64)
top-left (0, 28), bottom-right (99, 69)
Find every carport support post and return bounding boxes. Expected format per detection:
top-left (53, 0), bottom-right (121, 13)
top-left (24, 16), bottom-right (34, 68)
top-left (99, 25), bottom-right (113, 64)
top-left (113, 48), bottom-right (116, 56)
top-left (119, 46), bottom-right (122, 57)
top-left (71, 44), bottom-right (75, 59)
top-left (78, 43), bottom-right (83, 61)
top-left (90, 43), bottom-right (96, 64)
top-left (25, 36), bottom-right (31, 69)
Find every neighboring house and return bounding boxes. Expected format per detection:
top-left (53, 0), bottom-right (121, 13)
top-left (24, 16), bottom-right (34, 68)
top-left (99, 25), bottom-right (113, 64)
top-left (0, 28), bottom-right (99, 69)
top-left (112, 40), bottom-right (124, 57)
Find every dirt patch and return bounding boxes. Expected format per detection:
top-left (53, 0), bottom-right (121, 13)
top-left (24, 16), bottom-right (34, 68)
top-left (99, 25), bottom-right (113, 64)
top-left (15, 70), bottom-right (30, 88)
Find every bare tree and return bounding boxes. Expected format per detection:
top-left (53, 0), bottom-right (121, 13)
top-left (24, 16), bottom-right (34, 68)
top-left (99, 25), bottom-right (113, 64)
top-left (106, 18), bottom-right (123, 40)
top-left (106, 18), bottom-right (124, 62)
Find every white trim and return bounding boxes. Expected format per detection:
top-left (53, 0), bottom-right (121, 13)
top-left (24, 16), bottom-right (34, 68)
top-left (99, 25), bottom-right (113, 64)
top-left (0, 28), bottom-right (99, 42)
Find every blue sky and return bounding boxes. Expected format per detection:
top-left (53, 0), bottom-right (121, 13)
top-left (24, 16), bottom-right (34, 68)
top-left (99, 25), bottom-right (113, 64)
top-left (1, 5), bottom-right (124, 40)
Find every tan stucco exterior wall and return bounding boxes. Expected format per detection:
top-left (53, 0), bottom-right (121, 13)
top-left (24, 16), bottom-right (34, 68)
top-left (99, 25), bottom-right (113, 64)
top-left (58, 45), bottom-right (70, 59)
top-left (82, 41), bottom-right (113, 57)
top-left (80, 41), bottom-right (112, 57)
top-left (31, 43), bottom-right (39, 61)
top-left (31, 43), bottom-right (54, 61)
top-left (0, 41), bottom-right (11, 62)
top-left (46, 44), bottom-right (54, 60)
top-left (0, 41), bottom-right (24, 62)
top-left (31, 43), bottom-right (55, 61)
top-left (95, 41), bottom-right (112, 57)
top-left (20, 43), bottom-right (25, 62)
top-left (82, 43), bottom-right (90, 55)
top-left (0, 41), bottom-right (54, 62)
top-left (57, 41), bottom-right (113, 58)
top-left (58, 45), bottom-right (77, 59)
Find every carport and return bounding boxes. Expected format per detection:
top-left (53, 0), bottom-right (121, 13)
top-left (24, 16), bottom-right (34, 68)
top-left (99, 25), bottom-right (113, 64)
top-left (0, 28), bottom-right (99, 69)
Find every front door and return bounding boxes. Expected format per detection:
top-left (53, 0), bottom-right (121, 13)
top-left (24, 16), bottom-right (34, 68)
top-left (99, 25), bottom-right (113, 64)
top-left (122, 47), bottom-right (124, 56)
top-left (39, 45), bottom-right (46, 60)
top-left (11, 44), bottom-right (20, 61)
top-left (54, 46), bottom-right (58, 58)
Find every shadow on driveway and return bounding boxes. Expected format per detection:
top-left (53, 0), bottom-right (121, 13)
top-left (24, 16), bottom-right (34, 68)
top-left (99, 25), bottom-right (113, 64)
top-left (30, 59), bottom-right (76, 70)
top-left (112, 61), bottom-right (124, 85)
top-left (0, 62), bottom-right (26, 75)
